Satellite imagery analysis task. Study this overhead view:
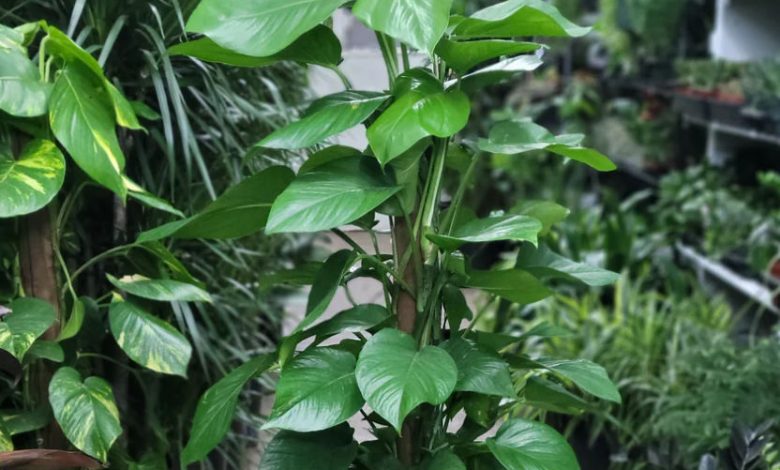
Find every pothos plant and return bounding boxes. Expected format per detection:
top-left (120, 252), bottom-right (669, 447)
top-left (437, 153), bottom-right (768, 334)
top-left (166, 0), bottom-right (622, 469)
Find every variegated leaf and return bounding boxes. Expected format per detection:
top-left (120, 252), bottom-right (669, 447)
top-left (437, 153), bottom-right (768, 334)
top-left (0, 140), bottom-right (65, 218)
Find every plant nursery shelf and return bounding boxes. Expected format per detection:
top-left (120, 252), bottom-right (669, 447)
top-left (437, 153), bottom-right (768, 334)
top-left (682, 113), bottom-right (780, 147)
top-left (676, 243), bottom-right (779, 315)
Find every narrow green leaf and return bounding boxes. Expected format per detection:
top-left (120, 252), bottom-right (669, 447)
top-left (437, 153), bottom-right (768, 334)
top-left (441, 337), bottom-right (515, 397)
top-left (486, 418), bottom-right (580, 470)
top-left (181, 354), bottom-right (275, 466)
top-left (298, 250), bottom-right (357, 333)
top-left (307, 304), bottom-right (391, 339)
top-left (516, 244), bottom-right (619, 287)
top-left (0, 48), bottom-right (49, 117)
top-left (107, 274), bottom-right (212, 303)
top-left (260, 424), bottom-right (357, 470)
top-left (108, 298), bottom-right (192, 376)
top-left (0, 140), bottom-right (65, 218)
top-left (510, 200), bottom-right (569, 234)
top-left (355, 329), bottom-right (457, 432)
top-left (451, 0), bottom-right (591, 38)
top-left (265, 348), bottom-right (363, 432)
top-left (539, 359), bottom-right (621, 404)
top-left (186, 0), bottom-right (349, 57)
top-left (427, 214), bottom-right (542, 251)
top-left (49, 62), bottom-right (126, 198)
top-left (367, 92), bottom-right (429, 165)
top-left (464, 270), bottom-right (552, 305)
top-left (124, 177), bottom-right (184, 218)
top-left (352, 0), bottom-right (453, 54)
top-left (436, 38), bottom-right (543, 73)
top-left (170, 25), bottom-right (342, 68)
top-left (49, 367), bottom-right (121, 462)
top-left (0, 298), bottom-right (55, 360)
top-left (257, 91), bottom-right (388, 150)
top-left (414, 90), bottom-right (470, 137)
top-left (266, 157), bottom-right (400, 234)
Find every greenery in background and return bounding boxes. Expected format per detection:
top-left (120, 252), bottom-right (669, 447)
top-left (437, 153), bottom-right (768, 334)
top-left (744, 59), bottom-right (780, 119)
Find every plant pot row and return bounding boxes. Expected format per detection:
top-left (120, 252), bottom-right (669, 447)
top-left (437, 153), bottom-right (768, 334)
top-left (673, 88), bottom-right (780, 133)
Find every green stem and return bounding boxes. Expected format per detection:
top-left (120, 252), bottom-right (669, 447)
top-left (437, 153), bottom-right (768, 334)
top-left (327, 65), bottom-right (353, 90)
top-left (38, 37), bottom-right (48, 80)
top-left (332, 228), bottom-right (367, 255)
top-left (416, 138), bottom-right (449, 261)
top-left (441, 153), bottom-right (479, 234)
top-left (375, 32), bottom-right (398, 86)
top-left (68, 244), bottom-right (135, 287)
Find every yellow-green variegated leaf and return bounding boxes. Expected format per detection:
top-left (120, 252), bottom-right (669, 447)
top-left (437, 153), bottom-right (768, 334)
top-left (108, 298), bottom-right (192, 376)
top-left (49, 367), bottom-right (121, 462)
top-left (0, 298), bottom-right (56, 360)
top-left (0, 47), bottom-right (50, 117)
top-left (49, 62), bottom-right (126, 199)
top-left (107, 274), bottom-right (212, 303)
top-left (0, 140), bottom-right (65, 218)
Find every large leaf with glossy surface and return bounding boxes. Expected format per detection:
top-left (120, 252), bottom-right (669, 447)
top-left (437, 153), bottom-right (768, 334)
top-left (186, 0), bottom-right (348, 57)
top-left (266, 157), bottom-right (400, 233)
top-left (414, 90), bottom-right (470, 137)
top-left (355, 329), bottom-right (457, 432)
top-left (138, 166), bottom-right (294, 241)
top-left (265, 348), bottom-right (363, 432)
top-left (427, 214), bottom-right (542, 251)
top-left (257, 91), bottom-right (388, 149)
top-left (539, 359), bottom-right (621, 403)
top-left (169, 25), bottom-right (341, 68)
top-left (486, 418), bottom-right (580, 470)
top-left (516, 244), bottom-right (619, 287)
top-left (107, 274), bottom-right (211, 303)
top-left (181, 354), bottom-right (275, 465)
top-left (43, 26), bottom-right (103, 77)
top-left (352, 0), bottom-right (453, 54)
top-left (452, 0), bottom-right (590, 38)
top-left (108, 298), bottom-right (192, 376)
top-left (260, 424), bottom-right (357, 470)
top-left (441, 337), bottom-right (515, 397)
top-left (464, 270), bottom-right (551, 305)
top-left (49, 367), bottom-right (121, 462)
top-left (435, 38), bottom-right (543, 73)
top-left (367, 92), bottom-right (429, 165)
top-left (0, 48), bottom-right (49, 117)
top-left (49, 63), bottom-right (126, 198)
top-left (0, 298), bottom-right (55, 360)
top-left (0, 140), bottom-right (65, 218)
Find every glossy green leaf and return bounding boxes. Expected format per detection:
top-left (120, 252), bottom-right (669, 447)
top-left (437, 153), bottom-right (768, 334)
top-left (355, 329), bottom-right (457, 432)
top-left (427, 214), bottom-right (542, 251)
top-left (486, 418), bottom-right (579, 470)
top-left (451, 0), bottom-right (590, 38)
top-left (308, 304), bottom-right (391, 339)
top-left (299, 146), bottom-right (362, 174)
top-left (105, 81), bottom-right (142, 130)
top-left (260, 424), bottom-right (357, 470)
top-left (257, 91), bottom-right (388, 150)
top-left (138, 166), bottom-right (294, 242)
top-left (352, 0), bottom-right (453, 54)
top-left (0, 298), bottom-right (56, 360)
top-left (124, 177), bottom-right (184, 218)
top-left (181, 354), bottom-right (275, 466)
top-left (516, 244), bottom-right (619, 287)
top-left (464, 270), bottom-right (552, 305)
top-left (414, 90), bottom-right (470, 137)
top-left (49, 62), bottom-right (126, 198)
top-left (26, 340), bottom-right (64, 363)
top-left (265, 348), bottom-right (363, 432)
top-left (510, 200), bottom-right (569, 234)
top-left (298, 250), bottom-right (357, 333)
top-left (367, 92), bottom-right (429, 165)
top-left (170, 25), bottom-right (341, 68)
top-left (1, 406), bottom-right (49, 436)
top-left (442, 284), bottom-right (473, 330)
top-left (435, 38), bottom-right (543, 73)
top-left (441, 337), bottom-right (515, 397)
top-left (422, 450), bottom-right (466, 470)
top-left (393, 68), bottom-right (442, 97)
top-left (0, 140), bottom-right (65, 218)
top-left (457, 55), bottom-right (543, 92)
top-left (107, 274), bottom-right (212, 303)
top-left (108, 298), bottom-right (192, 376)
top-left (523, 376), bottom-right (588, 415)
top-left (266, 157), bottom-right (400, 234)
top-left (186, 0), bottom-right (348, 57)
top-left (479, 120), bottom-right (616, 171)
top-left (539, 359), bottom-right (621, 404)
top-left (49, 367), bottom-right (121, 462)
top-left (43, 26), bottom-right (103, 77)
top-left (0, 48), bottom-right (49, 117)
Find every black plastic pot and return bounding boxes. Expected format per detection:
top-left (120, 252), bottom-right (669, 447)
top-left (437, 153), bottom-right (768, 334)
top-left (673, 92), bottom-right (710, 121)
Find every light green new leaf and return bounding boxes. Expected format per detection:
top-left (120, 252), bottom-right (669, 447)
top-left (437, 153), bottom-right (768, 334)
top-left (464, 269), bottom-right (551, 305)
top-left (486, 418), bottom-right (580, 470)
top-left (298, 250), bottom-right (357, 333)
top-left (186, 0), bottom-right (348, 57)
top-left (108, 298), bottom-right (192, 376)
top-left (367, 92), bottom-right (429, 165)
top-left (265, 348), bottom-right (363, 432)
top-left (260, 424), bottom-right (357, 470)
top-left (138, 166), bottom-right (294, 242)
top-left (107, 274), bottom-right (212, 303)
top-left (0, 48), bottom-right (49, 117)
top-left (422, 450), bottom-right (467, 470)
top-left (452, 0), bottom-right (590, 38)
top-left (170, 25), bottom-right (342, 68)
top-left (441, 337), bottom-right (515, 397)
top-left (510, 200), bottom-right (569, 234)
top-left (266, 157), bottom-right (400, 233)
top-left (414, 90), bottom-right (470, 137)
top-left (355, 329), bottom-right (457, 432)
top-left (479, 120), bottom-right (616, 171)
top-left (49, 63), bottom-right (126, 198)
top-left (49, 367), bottom-right (121, 462)
top-left (352, 0), bottom-right (453, 54)
top-left (0, 298), bottom-right (55, 360)
top-left (0, 24), bottom-right (25, 52)
top-left (182, 354), bottom-right (275, 466)
top-left (435, 38), bottom-right (543, 73)
top-left (0, 140), bottom-right (65, 218)
top-left (516, 244), bottom-right (619, 287)
top-left (539, 359), bottom-right (621, 403)
top-left (308, 304), bottom-right (391, 339)
top-left (257, 91), bottom-right (388, 149)
top-left (427, 214), bottom-right (542, 251)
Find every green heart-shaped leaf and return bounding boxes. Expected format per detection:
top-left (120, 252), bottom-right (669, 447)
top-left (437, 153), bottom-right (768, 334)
top-left (486, 418), bottom-right (579, 470)
top-left (367, 92), bottom-right (430, 165)
top-left (0, 140), bottom-right (65, 218)
top-left (414, 90), bottom-right (471, 138)
top-left (441, 337), bottom-right (515, 397)
top-left (0, 48), bottom-right (49, 117)
top-left (352, 0), bottom-right (453, 54)
top-left (0, 298), bottom-right (55, 360)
